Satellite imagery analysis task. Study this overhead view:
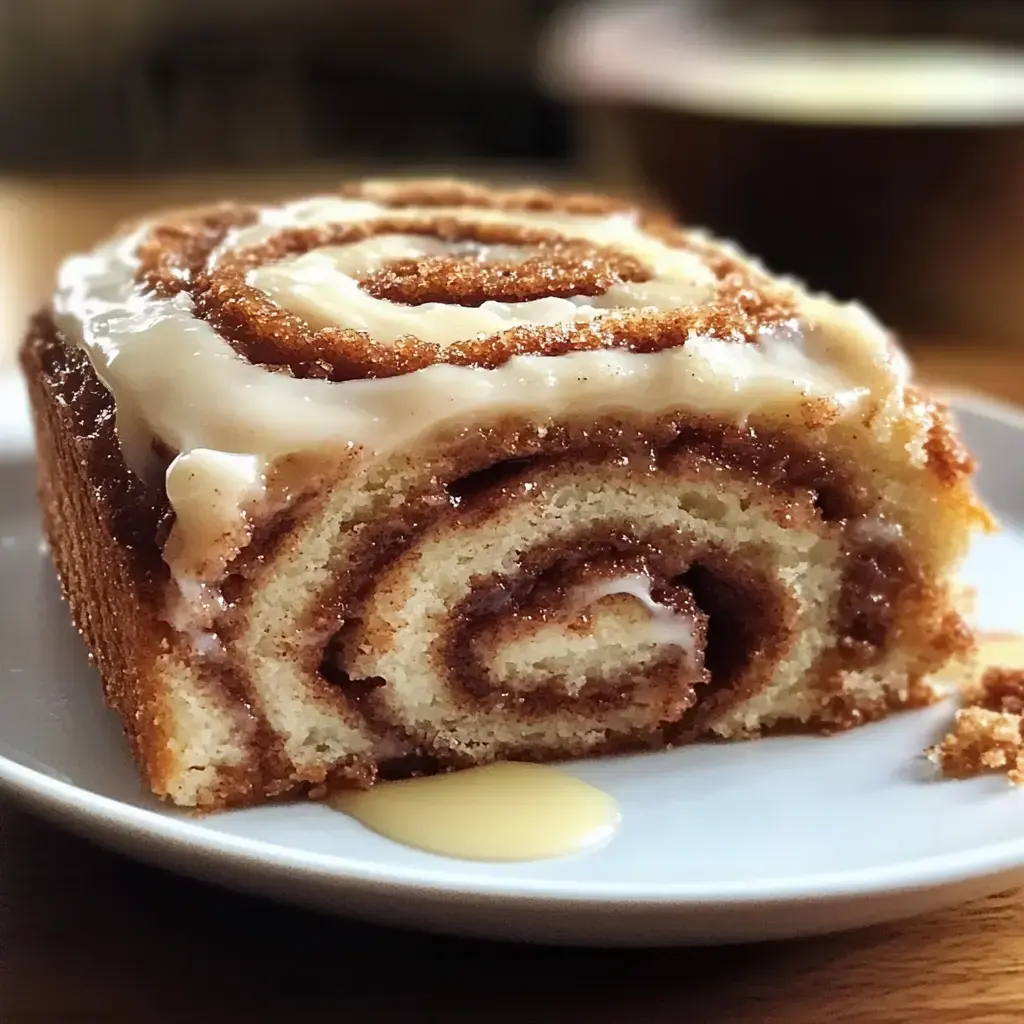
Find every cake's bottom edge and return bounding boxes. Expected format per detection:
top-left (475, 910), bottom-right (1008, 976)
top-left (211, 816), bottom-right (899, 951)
top-left (143, 662), bottom-right (948, 813)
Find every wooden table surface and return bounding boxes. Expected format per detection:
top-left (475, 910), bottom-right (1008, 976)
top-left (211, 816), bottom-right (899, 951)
top-left (3, 175), bottom-right (1024, 1023)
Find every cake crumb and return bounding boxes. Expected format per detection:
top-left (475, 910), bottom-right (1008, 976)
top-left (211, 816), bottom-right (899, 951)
top-left (928, 667), bottom-right (1024, 783)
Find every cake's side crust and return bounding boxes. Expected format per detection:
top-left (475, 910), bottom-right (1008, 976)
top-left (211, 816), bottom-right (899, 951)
top-left (19, 312), bottom-right (259, 807)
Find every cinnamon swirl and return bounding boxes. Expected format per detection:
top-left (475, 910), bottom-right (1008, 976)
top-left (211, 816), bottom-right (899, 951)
top-left (19, 178), bottom-right (992, 808)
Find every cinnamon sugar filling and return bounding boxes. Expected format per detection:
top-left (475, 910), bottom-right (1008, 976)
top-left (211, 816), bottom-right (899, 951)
top-left (359, 247), bottom-right (645, 309)
top-left (132, 187), bottom-right (797, 382)
top-left (437, 535), bottom-right (791, 730)
top-left (309, 427), bottom-right (923, 740)
top-left (446, 548), bottom-right (709, 709)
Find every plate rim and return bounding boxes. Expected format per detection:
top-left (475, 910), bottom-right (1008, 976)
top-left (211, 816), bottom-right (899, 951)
top-left (2, 388), bottom-right (1023, 909)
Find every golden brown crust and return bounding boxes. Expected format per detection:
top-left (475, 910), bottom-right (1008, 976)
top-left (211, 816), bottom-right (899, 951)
top-left (19, 312), bottom-right (258, 805)
top-left (923, 400), bottom-right (977, 485)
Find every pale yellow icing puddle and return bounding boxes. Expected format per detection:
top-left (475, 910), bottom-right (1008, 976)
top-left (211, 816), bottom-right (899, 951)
top-left (331, 762), bottom-right (620, 861)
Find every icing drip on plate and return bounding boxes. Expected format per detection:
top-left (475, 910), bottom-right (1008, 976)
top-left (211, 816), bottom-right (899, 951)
top-left (331, 761), bottom-right (619, 861)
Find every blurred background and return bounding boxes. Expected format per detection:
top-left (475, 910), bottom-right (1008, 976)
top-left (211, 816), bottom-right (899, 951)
top-left (2, 0), bottom-right (1024, 398)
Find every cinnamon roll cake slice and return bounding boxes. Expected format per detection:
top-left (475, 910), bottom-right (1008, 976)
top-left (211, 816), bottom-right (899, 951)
top-left (19, 178), bottom-right (992, 809)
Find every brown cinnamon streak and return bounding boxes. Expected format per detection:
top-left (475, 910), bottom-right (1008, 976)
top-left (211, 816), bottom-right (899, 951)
top-left (133, 181), bottom-right (797, 381)
top-left (310, 417), bottom-right (938, 749)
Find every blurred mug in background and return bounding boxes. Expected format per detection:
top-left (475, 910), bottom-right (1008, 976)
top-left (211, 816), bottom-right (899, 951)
top-left (541, 0), bottom-right (1024, 348)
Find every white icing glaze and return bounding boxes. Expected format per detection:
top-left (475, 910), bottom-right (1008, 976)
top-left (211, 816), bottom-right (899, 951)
top-left (49, 189), bottom-right (909, 591)
top-left (163, 449), bottom-right (263, 578)
top-left (576, 573), bottom-right (697, 655)
top-left (246, 203), bottom-right (719, 344)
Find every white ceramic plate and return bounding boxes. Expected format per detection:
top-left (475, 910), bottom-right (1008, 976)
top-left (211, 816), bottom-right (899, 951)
top-left (2, 379), bottom-right (1024, 947)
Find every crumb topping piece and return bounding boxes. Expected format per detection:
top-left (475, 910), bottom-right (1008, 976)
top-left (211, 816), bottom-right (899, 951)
top-left (929, 659), bottom-right (1024, 784)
